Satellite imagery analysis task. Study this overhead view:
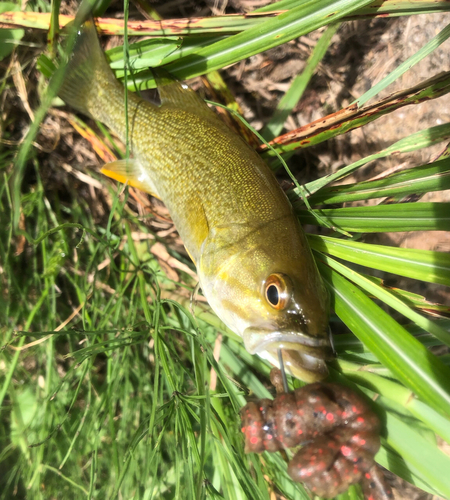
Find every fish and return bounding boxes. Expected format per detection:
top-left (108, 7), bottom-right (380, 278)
top-left (57, 19), bottom-right (333, 382)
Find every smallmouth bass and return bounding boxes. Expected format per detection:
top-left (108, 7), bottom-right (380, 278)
top-left (58, 20), bottom-right (332, 382)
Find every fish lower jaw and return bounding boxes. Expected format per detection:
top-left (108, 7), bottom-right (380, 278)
top-left (242, 328), bottom-right (333, 383)
top-left (263, 347), bottom-right (330, 383)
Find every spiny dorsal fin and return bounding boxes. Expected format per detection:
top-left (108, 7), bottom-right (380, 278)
top-left (152, 68), bottom-right (214, 119)
top-left (101, 158), bottom-right (161, 199)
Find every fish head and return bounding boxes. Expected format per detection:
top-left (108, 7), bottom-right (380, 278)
top-left (199, 220), bottom-right (333, 383)
top-left (241, 269), bottom-right (333, 383)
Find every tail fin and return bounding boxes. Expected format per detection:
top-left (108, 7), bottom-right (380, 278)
top-left (58, 19), bottom-right (121, 121)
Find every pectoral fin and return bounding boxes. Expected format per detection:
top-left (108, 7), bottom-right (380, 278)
top-left (101, 159), bottom-right (161, 199)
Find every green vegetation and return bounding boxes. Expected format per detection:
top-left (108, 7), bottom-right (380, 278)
top-left (1, 0), bottom-right (450, 499)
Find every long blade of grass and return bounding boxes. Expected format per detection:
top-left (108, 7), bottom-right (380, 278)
top-left (0, 10), bottom-right (282, 35)
top-left (374, 443), bottom-right (438, 497)
top-left (347, 0), bottom-right (450, 17)
top-left (337, 361), bottom-right (450, 444)
top-left (11, 0), bottom-right (95, 230)
top-left (261, 22), bottom-right (341, 141)
top-left (256, 0), bottom-right (450, 16)
top-left (336, 319), bottom-right (450, 353)
top-left (116, 36), bottom-right (227, 84)
top-left (261, 72), bottom-right (450, 158)
top-left (308, 234), bottom-right (450, 286)
top-left (48, 0), bottom-right (61, 57)
top-left (307, 157), bottom-right (450, 205)
top-left (368, 283), bottom-right (450, 316)
top-left (317, 261), bottom-right (450, 418)
top-left (333, 275), bottom-right (450, 319)
top-left (355, 22), bottom-right (450, 106)
top-left (159, 0), bottom-right (375, 85)
top-left (317, 252), bottom-right (450, 345)
top-left (108, 38), bottom-right (181, 70)
top-left (37, 35), bottom-right (226, 81)
top-left (379, 404), bottom-right (450, 498)
top-left (5, 1), bottom-right (450, 35)
top-left (304, 122), bottom-right (450, 195)
top-left (298, 202), bottom-right (450, 232)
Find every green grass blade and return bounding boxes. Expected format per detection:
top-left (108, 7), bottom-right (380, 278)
top-left (307, 156), bottom-right (450, 205)
top-left (10, 3), bottom-right (93, 230)
top-left (298, 202), bottom-right (450, 232)
top-left (108, 37), bottom-right (181, 70)
top-left (317, 252), bottom-right (450, 346)
top-left (348, 0), bottom-right (450, 17)
top-left (0, 10), bottom-right (279, 35)
top-left (317, 261), bottom-right (450, 418)
top-left (338, 362), bottom-right (450, 444)
top-left (304, 122), bottom-right (450, 195)
top-left (116, 37), bottom-right (227, 88)
top-left (5, 0), bottom-right (450, 36)
top-left (257, 0), bottom-right (450, 16)
top-left (0, 3), bottom-right (24, 61)
top-left (380, 406), bottom-right (450, 498)
top-left (374, 445), bottom-right (438, 496)
top-left (261, 22), bottom-right (341, 141)
top-left (336, 319), bottom-right (450, 353)
top-left (113, 37), bottom-right (228, 82)
top-left (371, 283), bottom-right (450, 316)
top-left (157, 0), bottom-right (375, 84)
top-left (308, 234), bottom-right (450, 286)
top-left (355, 22), bottom-right (450, 106)
top-left (48, 0), bottom-right (61, 57)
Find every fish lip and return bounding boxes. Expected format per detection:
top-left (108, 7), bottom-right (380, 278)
top-left (243, 327), bottom-right (330, 355)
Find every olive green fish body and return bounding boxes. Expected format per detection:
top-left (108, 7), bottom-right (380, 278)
top-left (59, 21), bottom-right (332, 381)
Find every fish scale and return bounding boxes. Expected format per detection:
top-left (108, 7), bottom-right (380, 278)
top-left (58, 18), bottom-right (333, 382)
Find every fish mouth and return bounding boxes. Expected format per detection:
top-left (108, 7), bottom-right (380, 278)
top-left (243, 327), bottom-right (334, 382)
top-left (243, 328), bottom-right (331, 355)
top-left (268, 347), bottom-right (330, 383)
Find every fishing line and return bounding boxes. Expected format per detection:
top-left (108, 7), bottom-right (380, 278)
top-left (277, 348), bottom-right (289, 394)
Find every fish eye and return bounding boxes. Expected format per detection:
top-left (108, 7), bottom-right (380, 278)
top-left (264, 273), bottom-right (290, 310)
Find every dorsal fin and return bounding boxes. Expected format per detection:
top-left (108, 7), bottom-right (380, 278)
top-left (152, 68), bottom-right (213, 118)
